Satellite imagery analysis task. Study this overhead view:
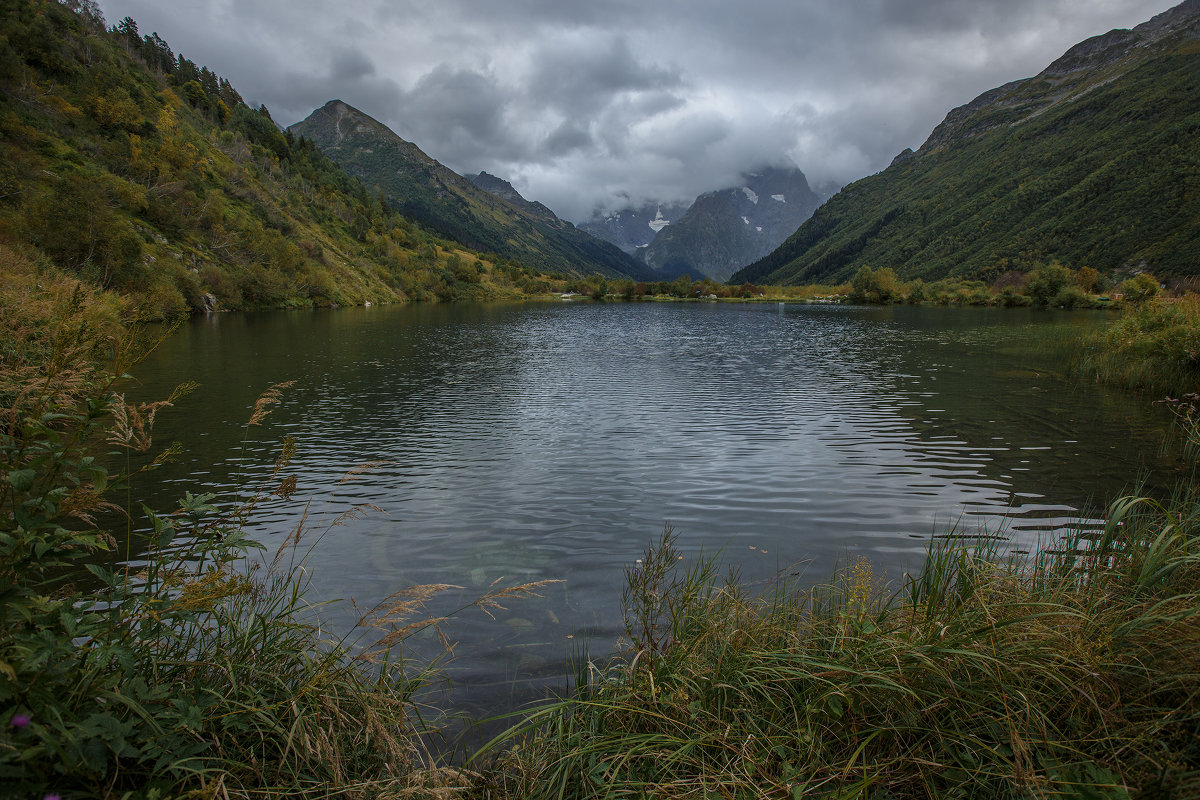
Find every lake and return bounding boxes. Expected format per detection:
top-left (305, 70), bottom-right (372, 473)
top-left (129, 301), bottom-right (1178, 725)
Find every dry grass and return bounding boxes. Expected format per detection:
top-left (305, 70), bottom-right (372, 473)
top-left (481, 513), bottom-right (1200, 799)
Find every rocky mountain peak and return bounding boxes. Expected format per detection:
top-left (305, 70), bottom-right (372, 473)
top-left (467, 171), bottom-right (560, 222)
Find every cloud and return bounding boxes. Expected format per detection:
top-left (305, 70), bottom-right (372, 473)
top-left (95, 0), bottom-right (1181, 221)
top-left (330, 50), bottom-right (375, 81)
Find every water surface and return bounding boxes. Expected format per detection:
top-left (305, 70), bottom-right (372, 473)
top-left (130, 302), bottom-right (1177, 718)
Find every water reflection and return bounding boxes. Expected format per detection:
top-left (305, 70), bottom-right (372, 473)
top-left (130, 302), bottom-right (1176, 719)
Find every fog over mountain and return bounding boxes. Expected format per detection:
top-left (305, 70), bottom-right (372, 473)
top-left (95, 0), bottom-right (1178, 222)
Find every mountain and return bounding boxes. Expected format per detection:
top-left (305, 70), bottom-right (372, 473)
top-left (290, 101), bottom-right (649, 280)
top-left (642, 165), bottom-right (820, 282)
top-left (467, 171), bottom-right (558, 221)
top-left (733, 0), bottom-right (1200, 286)
top-left (578, 200), bottom-right (693, 256)
top-left (0, 0), bottom-right (568, 317)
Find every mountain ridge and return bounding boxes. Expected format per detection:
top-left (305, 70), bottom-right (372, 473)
top-left (644, 165), bottom-right (820, 281)
top-left (578, 200), bottom-right (694, 257)
top-left (291, 100), bottom-right (650, 280)
top-left (733, 0), bottom-right (1200, 286)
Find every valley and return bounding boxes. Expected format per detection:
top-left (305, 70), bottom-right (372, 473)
top-left (2, 1), bottom-right (1199, 798)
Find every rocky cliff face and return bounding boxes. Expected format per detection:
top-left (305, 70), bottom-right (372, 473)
top-left (641, 165), bottom-right (820, 282)
top-left (578, 201), bottom-right (693, 256)
top-left (290, 101), bottom-right (650, 279)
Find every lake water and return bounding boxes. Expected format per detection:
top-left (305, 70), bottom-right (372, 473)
top-left (130, 301), bottom-right (1178, 725)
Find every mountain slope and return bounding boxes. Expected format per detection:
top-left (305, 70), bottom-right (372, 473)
top-left (0, 0), bottom-right (553, 316)
top-left (734, 0), bottom-right (1200, 286)
top-left (644, 166), bottom-right (820, 281)
top-left (578, 200), bottom-right (693, 256)
top-left (467, 171), bottom-right (558, 221)
top-left (290, 101), bottom-right (649, 280)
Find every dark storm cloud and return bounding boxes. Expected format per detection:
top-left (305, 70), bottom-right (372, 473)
top-left (95, 0), bottom-right (1181, 221)
top-left (330, 50), bottom-right (375, 81)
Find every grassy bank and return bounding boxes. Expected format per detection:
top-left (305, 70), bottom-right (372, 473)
top-left (3, 266), bottom-right (1198, 799)
top-left (1075, 294), bottom-right (1200, 399)
top-left (0, 268), bottom-right (551, 797)
top-left (481, 504), bottom-right (1199, 798)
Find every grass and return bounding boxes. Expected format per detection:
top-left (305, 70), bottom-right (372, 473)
top-left (478, 497), bottom-right (1200, 798)
top-left (3, 245), bottom-right (1198, 798)
top-left (1075, 294), bottom-right (1200, 398)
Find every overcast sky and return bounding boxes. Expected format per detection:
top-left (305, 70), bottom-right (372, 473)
top-left (95, 0), bottom-right (1180, 222)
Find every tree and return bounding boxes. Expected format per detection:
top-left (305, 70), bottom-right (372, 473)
top-left (1118, 273), bottom-right (1160, 305)
top-left (1075, 266), bottom-right (1099, 293)
top-left (1025, 262), bottom-right (1073, 305)
top-left (851, 265), bottom-right (901, 303)
top-left (116, 16), bottom-right (139, 46)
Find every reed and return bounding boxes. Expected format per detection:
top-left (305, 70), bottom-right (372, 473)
top-left (1075, 293), bottom-right (1200, 398)
top-left (0, 258), bottom-right (550, 798)
top-left (482, 500), bottom-right (1200, 798)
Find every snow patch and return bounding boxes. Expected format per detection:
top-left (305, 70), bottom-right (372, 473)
top-left (636, 243), bottom-right (649, 248)
top-left (742, 216), bottom-right (750, 225)
top-left (755, 226), bottom-right (763, 232)
top-left (741, 187), bottom-right (759, 204)
top-left (771, 194), bottom-right (786, 203)
top-left (647, 209), bottom-right (669, 233)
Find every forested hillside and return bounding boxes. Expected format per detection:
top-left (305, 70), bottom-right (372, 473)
top-left (290, 101), bottom-right (652, 281)
top-left (733, 1), bottom-right (1200, 286)
top-left (0, 0), bottom-right (559, 318)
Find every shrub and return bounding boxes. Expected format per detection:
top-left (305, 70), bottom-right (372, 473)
top-left (1026, 261), bottom-right (1073, 305)
top-left (1119, 273), bottom-right (1161, 305)
top-left (1052, 284), bottom-right (1093, 309)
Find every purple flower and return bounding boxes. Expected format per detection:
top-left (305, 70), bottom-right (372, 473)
top-left (44, 795), bottom-right (61, 800)
top-left (10, 714), bottom-right (30, 729)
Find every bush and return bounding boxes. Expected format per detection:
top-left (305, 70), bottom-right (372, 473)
top-left (1052, 284), bottom-right (1093, 309)
top-left (1119, 273), bottom-right (1161, 305)
top-left (1026, 261), bottom-right (1073, 305)
top-left (850, 265), bottom-right (901, 303)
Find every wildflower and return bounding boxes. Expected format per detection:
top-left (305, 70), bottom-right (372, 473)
top-left (10, 714), bottom-right (30, 728)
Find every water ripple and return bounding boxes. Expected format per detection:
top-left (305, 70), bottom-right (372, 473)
top-left (130, 302), bottom-right (1177, 717)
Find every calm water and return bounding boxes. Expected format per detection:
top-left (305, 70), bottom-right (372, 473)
top-left (130, 301), bottom-right (1176, 719)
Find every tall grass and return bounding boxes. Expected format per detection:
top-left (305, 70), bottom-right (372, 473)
top-left (0, 258), bottom-right (550, 798)
top-left (483, 501), bottom-right (1199, 798)
top-left (1076, 294), bottom-right (1200, 397)
top-left (5, 246), bottom-right (1198, 798)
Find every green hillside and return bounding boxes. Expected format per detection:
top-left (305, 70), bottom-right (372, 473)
top-left (290, 100), bottom-right (652, 281)
top-left (733, 2), bottom-right (1200, 286)
top-left (0, 0), bottom-right (561, 318)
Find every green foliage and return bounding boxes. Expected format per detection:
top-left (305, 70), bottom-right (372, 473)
top-left (489, 493), bottom-right (1200, 798)
top-left (734, 37), bottom-right (1200, 286)
top-left (850, 264), bottom-right (901, 303)
top-left (1119, 273), bottom-right (1162, 305)
top-left (1076, 293), bottom-right (1200, 396)
top-left (1026, 261), bottom-right (1073, 305)
top-left (0, 0), bottom-right (563, 317)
